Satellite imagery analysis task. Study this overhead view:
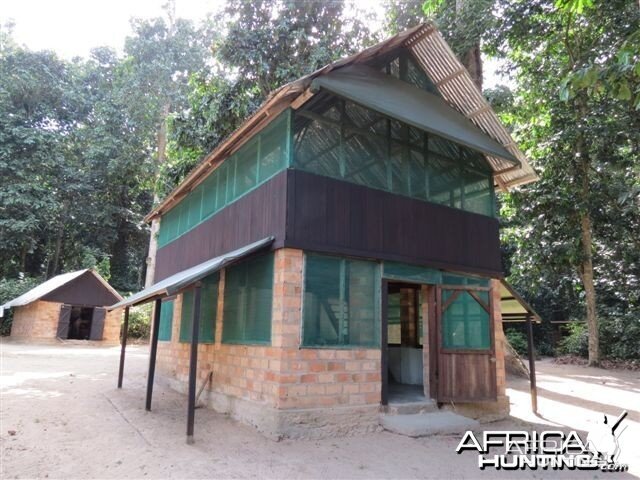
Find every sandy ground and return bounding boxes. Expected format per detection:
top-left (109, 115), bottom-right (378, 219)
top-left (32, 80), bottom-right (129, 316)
top-left (0, 341), bottom-right (638, 480)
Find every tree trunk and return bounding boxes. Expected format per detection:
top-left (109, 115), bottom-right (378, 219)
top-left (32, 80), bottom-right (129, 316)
top-left (462, 44), bottom-right (483, 91)
top-left (575, 104), bottom-right (599, 366)
top-left (144, 103), bottom-right (170, 288)
top-left (455, 0), bottom-right (483, 91)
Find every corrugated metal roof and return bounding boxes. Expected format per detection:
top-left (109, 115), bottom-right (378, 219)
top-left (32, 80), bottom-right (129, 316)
top-left (108, 237), bottom-right (274, 310)
top-left (145, 22), bottom-right (537, 222)
top-left (0, 269), bottom-right (122, 317)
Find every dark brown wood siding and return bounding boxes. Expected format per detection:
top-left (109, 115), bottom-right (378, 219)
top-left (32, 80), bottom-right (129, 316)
top-left (154, 171), bottom-right (288, 281)
top-left (42, 271), bottom-right (121, 306)
top-left (285, 170), bottom-right (502, 276)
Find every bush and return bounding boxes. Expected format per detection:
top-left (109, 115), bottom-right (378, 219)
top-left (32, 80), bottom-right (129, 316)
top-left (558, 322), bottom-right (589, 357)
top-left (600, 310), bottom-right (640, 361)
top-left (0, 276), bottom-right (41, 336)
top-left (504, 328), bottom-right (528, 357)
top-left (126, 304), bottom-right (152, 340)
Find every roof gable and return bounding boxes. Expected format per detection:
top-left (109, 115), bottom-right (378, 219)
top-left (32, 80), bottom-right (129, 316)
top-left (146, 23), bottom-right (537, 222)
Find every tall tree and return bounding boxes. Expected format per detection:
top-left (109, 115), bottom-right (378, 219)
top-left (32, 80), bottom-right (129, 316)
top-left (121, 2), bottom-right (216, 286)
top-left (169, 0), bottom-right (376, 183)
top-left (491, 0), bottom-right (640, 365)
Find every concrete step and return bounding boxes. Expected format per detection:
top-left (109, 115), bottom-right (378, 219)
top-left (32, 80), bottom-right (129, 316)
top-left (385, 399), bottom-right (438, 415)
top-left (380, 411), bottom-right (480, 437)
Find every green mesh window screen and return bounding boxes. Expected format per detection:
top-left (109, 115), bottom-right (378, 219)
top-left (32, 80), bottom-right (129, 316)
top-left (157, 111), bottom-right (291, 248)
top-left (302, 254), bottom-right (380, 348)
top-left (158, 299), bottom-right (174, 341)
top-left (441, 289), bottom-right (491, 350)
top-left (179, 272), bottom-right (219, 343)
top-left (222, 253), bottom-right (273, 344)
top-left (292, 94), bottom-right (494, 219)
top-left (378, 50), bottom-right (440, 95)
top-left (382, 261), bottom-right (442, 284)
top-left (387, 291), bottom-right (401, 345)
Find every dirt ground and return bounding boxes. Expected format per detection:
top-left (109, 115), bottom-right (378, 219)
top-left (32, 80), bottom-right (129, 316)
top-left (1, 341), bottom-right (638, 479)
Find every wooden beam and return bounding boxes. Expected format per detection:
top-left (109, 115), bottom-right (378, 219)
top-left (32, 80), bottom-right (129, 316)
top-left (186, 283), bottom-right (202, 445)
top-left (526, 315), bottom-right (538, 414)
top-left (380, 279), bottom-right (389, 406)
top-left (117, 306), bottom-right (130, 389)
top-left (468, 290), bottom-right (490, 314)
top-left (145, 299), bottom-right (162, 411)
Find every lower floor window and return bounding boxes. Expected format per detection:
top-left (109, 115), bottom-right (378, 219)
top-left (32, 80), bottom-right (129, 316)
top-left (302, 253), bottom-right (380, 347)
top-left (222, 253), bottom-right (274, 345)
top-left (179, 273), bottom-right (218, 343)
top-left (158, 299), bottom-right (174, 341)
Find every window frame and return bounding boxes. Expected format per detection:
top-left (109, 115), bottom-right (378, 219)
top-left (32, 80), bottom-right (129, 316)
top-left (301, 252), bottom-right (381, 349)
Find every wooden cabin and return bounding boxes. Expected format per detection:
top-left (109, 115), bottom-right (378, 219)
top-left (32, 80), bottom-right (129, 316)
top-left (113, 24), bottom-right (538, 441)
top-left (1, 269), bottom-right (123, 343)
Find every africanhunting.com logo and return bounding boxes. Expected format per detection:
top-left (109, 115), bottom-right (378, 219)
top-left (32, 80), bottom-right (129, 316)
top-left (456, 411), bottom-right (629, 472)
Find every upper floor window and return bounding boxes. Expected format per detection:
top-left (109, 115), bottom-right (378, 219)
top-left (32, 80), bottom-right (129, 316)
top-left (158, 111), bottom-right (290, 248)
top-left (292, 94), bottom-right (495, 217)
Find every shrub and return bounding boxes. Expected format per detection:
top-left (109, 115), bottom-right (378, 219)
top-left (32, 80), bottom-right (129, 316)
top-left (127, 304), bottom-right (151, 340)
top-left (558, 321), bottom-right (589, 357)
top-left (599, 310), bottom-right (640, 361)
top-left (504, 328), bottom-right (528, 357)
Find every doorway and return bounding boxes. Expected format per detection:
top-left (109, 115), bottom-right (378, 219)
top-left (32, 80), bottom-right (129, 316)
top-left (385, 283), bottom-right (426, 403)
top-left (67, 306), bottom-right (94, 340)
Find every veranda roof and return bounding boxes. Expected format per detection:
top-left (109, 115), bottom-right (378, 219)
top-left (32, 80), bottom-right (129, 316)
top-left (311, 64), bottom-right (519, 164)
top-left (109, 237), bottom-right (274, 310)
top-left (500, 280), bottom-right (541, 323)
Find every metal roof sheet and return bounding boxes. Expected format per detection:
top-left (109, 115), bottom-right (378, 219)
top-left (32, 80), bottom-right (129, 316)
top-left (311, 64), bottom-right (519, 164)
top-left (0, 269), bottom-right (122, 317)
top-left (108, 237), bottom-right (274, 310)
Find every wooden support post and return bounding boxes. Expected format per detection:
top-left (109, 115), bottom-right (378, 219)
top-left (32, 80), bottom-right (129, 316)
top-left (187, 284), bottom-right (202, 445)
top-left (117, 306), bottom-right (130, 389)
top-left (380, 279), bottom-right (389, 406)
top-left (526, 314), bottom-right (538, 413)
top-left (145, 298), bottom-right (161, 411)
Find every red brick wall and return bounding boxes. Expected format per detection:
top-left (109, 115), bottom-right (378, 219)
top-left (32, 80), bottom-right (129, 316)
top-left (11, 301), bottom-right (61, 339)
top-left (156, 248), bottom-right (382, 410)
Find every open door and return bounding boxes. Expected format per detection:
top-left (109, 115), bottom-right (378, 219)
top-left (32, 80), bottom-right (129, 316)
top-left (57, 305), bottom-right (72, 339)
top-left (435, 284), bottom-right (497, 402)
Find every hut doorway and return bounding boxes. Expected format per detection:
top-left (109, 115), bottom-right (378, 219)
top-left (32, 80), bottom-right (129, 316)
top-left (68, 306), bottom-right (94, 340)
top-left (384, 283), bottom-right (426, 403)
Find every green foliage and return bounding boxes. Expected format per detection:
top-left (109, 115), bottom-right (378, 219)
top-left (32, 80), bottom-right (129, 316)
top-left (558, 322), bottom-right (590, 357)
top-left (0, 276), bottom-right (41, 335)
top-left (167, 0), bottom-right (377, 191)
top-left (504, 328), bottom-right (529, 357)
top-left (127, 304), bottom-right (152, 340)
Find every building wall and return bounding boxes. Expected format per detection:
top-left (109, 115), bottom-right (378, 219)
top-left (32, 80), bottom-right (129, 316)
top-left (10, 301), bottom-right (122, 344)
top-left (156, 248), bottom-right (381, 438)
top-left (156, 248), bottom-right (508, 438)
top-left (10, 301), bottom-right (61, 339)
top-left (103, 309), bottom-right (123, 344)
